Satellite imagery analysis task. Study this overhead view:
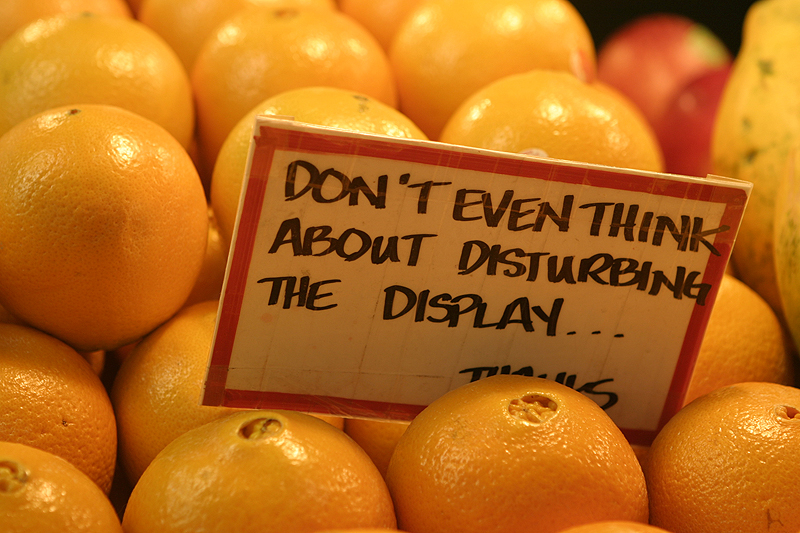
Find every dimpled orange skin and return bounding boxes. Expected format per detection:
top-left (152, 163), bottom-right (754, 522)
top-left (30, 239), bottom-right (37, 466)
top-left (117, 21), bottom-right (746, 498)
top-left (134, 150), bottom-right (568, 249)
top-left (111, 300), bottom-right (240, 485)
top-left (210, 86), bottom-right (426, 244)
top-left (385, 375), bottom-right (649, 533)
top-left (0, 13), bottom-right (195, 148)
top-left (0, 104), bottom-right (208, 352)
top-left (192, 6), bottom-right (397, 173)
top-left (389, 0), bottom-right (597, 140)
top-left (0, 0), bottom-right (131, 45)
top-left (0, 441), bottom-right (123, 533)
top-left (0, 323), bottom-right (117, 494)
top-left (440, 69), bottom-right (664, 173)
top-left (138, 0), bottom-right (336, 71)
top-left (121, 410), bottom-right (397, 533)
top-left (645, 382), bottom-right (800, 533)
top-left (682, 273), bottom-right (795, 406)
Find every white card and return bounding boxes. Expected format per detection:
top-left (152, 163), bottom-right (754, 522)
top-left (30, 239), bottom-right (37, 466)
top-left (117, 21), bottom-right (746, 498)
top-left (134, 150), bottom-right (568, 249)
top-left (203, 117), bottom-right (751, 444)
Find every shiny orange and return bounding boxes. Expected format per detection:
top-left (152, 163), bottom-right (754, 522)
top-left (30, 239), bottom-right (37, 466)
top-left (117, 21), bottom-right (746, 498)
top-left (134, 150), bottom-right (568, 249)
top-left (122, 410), bottom-right (397, 532)
top-left (0, 0), bottom-right (131, 44)
top-left (440, 69), bottom-right (664, 173)
top-left (0, 441), bottom-right (123, 532)
top-left (0, 323), bottom-right (117, 493)
top-left (192, 6), bottom-right (397, 172)
top-left (210, 86), bottom-right (426, 244)
top-left (138, 0), bottom-right (335, 71)
top-left (645, 382), bottom-right (800, 532)
top-left (683, 273), bottom-right (795, 406)
top-left (111, 300), bottom-right (241, 484)
top-left (385, 375), bottom-right (649, 533)
top-left (0, 104), bottom-right (208, 351)
top-left (390, 0), bottom-right (596, 139)
top-left (0, 12), bottom-right (194, 148)
top-left (111, 300), bottom-right (343, 484)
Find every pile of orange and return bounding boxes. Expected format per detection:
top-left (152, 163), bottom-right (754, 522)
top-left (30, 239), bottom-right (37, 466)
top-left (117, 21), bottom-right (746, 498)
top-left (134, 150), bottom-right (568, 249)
top-left (0, 0), bottom-right (799, 532)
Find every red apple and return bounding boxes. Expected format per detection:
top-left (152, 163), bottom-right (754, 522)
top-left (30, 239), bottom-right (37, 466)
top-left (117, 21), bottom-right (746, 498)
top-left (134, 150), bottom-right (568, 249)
top-left (657, 64), bottom-right (732, 177)
top-left (597, 13), bottom-right (732, 136)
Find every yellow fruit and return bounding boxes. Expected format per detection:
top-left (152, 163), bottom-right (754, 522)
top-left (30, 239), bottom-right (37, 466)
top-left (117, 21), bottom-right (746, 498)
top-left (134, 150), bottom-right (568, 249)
top-left (775, 149), bottom-right (800, 357)
top-left (181, 208), bottom-right (228, 309)
top-left (557, 522), bottom-right (671, 533)
top-left (192, 6), bottom-right (397, 173)
top-left (122, 410), bottom-right (397, 532)
top-left (440, 69), bottom-right (664, 173)
top-left (210, 86), bottom-right (427, 244)
top-left (0, 441), bottom-right (123, 532)
top-left (0, 104), bottom-right (208, 352)
top-left (0, 0), bottom-right (131, 45)
top-left (138, 0), bottom-right (335, 71)
top-left (0, 12), bottom-right (194, 148)
top-left (338, 0), bottom-right (425, 51)
top-left (343, 418), bottom-right (410, 477)
top-left (0, 323), bottom-right (117, 493)
top-left (684, 273), bottom-right (795, 405)
top-left (711, 0), bottom-right (800, 316)
top-left (390, 0), bottom-right (596, 140)
top-left (385, 375), bottom-right (648, 533)
top-left (644, 382), bottom-right (800, 532)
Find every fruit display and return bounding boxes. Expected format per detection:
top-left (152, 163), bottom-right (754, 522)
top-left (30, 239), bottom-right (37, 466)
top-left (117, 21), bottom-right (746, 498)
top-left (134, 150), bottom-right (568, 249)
top-left (2, 0), bottom-right (800, 532)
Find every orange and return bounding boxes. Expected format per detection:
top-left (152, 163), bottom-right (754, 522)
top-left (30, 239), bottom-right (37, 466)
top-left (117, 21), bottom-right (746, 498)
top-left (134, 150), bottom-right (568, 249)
top-left (181, 207), bottom-right (229, 309)
top-left (776, 147), bottom-right (800, 356)
top-left (338, 0), bottom-right (425, 51)
top-left (440, 69), bottom-right (664, 173)
top-left (343, 418), bottom-right (410, 477)
top-left (110, 300), bottom-right (243, 484)
top-left (210, 86), bottom-right (427, 244)
top-left (389, 0), bottom-right (597, 140)
top-left (0, 12), bottom-right (195, 148)
top-left (557, 522), bottom-right (671, 533)
top-left (683, 273), bottom-right (795, 406)
top-left (385, 375), bottom-right (649, 533)
top-left (644, 381), bottom-right (800, 532)
top-left (111, 300), bottom-right (344, 484)
top-left (0, 441), bottom-right (122, 532)
top-left (0, 323), bottom-right (117, 493)
top-left (191, 6), bottom-right (397, 173)
top-left (0, 0), bottom-right (131, 45)
top-left (121, 410), bottom-right (397, 532)
top-left (0, 104), bottom-right (208, 352)
top-left (138, 0), bottom-right (335, 71)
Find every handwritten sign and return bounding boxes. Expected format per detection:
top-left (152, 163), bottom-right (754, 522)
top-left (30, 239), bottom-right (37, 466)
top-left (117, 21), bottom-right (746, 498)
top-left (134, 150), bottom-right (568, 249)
top-left (203, 117), bottom-right (751, 444)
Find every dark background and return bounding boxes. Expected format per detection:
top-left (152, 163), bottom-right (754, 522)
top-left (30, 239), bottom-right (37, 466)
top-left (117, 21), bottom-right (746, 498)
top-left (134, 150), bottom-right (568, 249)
top-left (570, 0), bottom-right (758, 55)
